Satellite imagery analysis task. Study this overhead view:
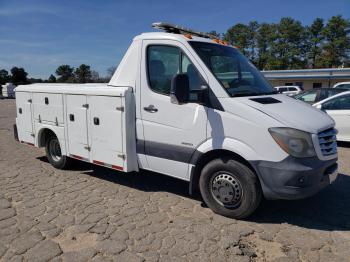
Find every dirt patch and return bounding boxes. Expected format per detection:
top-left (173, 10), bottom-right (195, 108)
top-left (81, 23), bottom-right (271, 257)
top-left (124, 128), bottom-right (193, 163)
top-left (239, 232), bottom-right (287, 261)
top-left (53, 226), bottom-right (98, 252)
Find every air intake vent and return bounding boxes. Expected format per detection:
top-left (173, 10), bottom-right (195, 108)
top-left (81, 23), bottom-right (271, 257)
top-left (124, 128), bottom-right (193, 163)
top-left (249, 97), bottom-right (281, 104)
top-left (318, 128), bottom-right (337, 156)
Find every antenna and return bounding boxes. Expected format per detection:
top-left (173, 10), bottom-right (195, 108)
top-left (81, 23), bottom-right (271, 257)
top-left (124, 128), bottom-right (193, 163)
top-left (152, 22), bottom-right (215, 39)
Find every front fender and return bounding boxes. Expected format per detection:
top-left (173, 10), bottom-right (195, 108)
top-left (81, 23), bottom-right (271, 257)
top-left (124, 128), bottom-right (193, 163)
top-left (193, 137), bottom-right (260, 163)
top-left (187, 137), bottom-right (260, 195)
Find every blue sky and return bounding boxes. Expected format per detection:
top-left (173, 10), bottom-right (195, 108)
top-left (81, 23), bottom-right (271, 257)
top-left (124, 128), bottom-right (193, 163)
top-left (0, 0), bottom-right (349, 79)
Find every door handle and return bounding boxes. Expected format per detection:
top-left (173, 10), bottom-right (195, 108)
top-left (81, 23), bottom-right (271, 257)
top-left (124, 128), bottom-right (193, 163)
top-left (143, 105), bottom-right (158, 113)
top-left (93, 117), bottom-right (100, 125)
top-left (69, 114), bottom-right (74, 121)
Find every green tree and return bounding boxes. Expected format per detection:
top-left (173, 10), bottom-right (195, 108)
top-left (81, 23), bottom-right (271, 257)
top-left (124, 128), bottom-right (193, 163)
top-left (10, 67), bottom-right (28, 85)
top-left (224, 22), bottom-right (259, 63)
top-left (55, 65), bottom-right (74, 82)
top-left (222, 16), bottom-right (350, 70)
top-left (0, 69), bottom-right (10, 85)
top-left (224, 23), bottom-right (251, 56)
top-left (307, 18), bottom-right (324, 68)
top-left (246, 21), bottom-right (259, 63)
top-left (269, 17), bottom-right (307, 69)
top-left (319, 15), bottom-right (350, 68)
top-left (74, 64), bottom-right (92, 83)
top-left (256, 23), bottom-right (277, 70)
top-left (48, 74), bottom-right (56, 83)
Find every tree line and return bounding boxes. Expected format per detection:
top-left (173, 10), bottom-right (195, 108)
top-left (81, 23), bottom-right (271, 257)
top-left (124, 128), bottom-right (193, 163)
top-left (51, 65), bottom-right (116, 83)
top-left (210, 15), bottom-right (350, 70)
top-left (0, 65), bottom-right (115, 86)
top-left (0, 67), bottom-right (29, 86)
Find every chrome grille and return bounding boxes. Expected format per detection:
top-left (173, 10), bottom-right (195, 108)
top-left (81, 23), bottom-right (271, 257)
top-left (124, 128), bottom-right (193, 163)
top-left (318, 128), bottom-right (337, 156)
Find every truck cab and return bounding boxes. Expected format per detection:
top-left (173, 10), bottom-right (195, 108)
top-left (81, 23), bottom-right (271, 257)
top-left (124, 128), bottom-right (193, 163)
top-left (15, 23), bottom-right (338, 219)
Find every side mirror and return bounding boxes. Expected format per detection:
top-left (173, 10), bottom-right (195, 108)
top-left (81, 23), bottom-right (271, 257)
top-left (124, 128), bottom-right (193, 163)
top-left (170, 74), bottom-right (189, 104)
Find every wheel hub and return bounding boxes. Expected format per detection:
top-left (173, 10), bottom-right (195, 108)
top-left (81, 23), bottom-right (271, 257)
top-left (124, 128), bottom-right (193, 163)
top-left (49, 139), bottom-right (62, 162)
top-left (211, 173), bottom-right (243, 207)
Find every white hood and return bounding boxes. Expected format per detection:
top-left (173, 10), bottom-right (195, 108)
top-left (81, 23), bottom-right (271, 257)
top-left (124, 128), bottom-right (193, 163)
top-left (222, 94), bottom-right (335, 134)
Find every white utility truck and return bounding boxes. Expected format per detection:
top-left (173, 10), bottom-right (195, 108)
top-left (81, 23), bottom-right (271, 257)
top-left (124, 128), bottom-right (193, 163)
top-left (14, 23), bottom-right (338, 218)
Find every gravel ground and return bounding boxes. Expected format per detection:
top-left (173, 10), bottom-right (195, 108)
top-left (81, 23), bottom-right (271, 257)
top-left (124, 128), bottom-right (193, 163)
top-left (0, 98), bottom-right (350, 261)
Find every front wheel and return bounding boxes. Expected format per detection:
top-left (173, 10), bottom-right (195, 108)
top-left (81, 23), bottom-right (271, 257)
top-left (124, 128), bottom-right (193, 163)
top-left (45, 135), bottom-right (71, 169)
top-left (199, 157), bottom-right (262, 219)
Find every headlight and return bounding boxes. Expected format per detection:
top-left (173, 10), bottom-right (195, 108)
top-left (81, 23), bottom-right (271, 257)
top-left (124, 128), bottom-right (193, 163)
top-left (269, 127), bottom-right (316, 158)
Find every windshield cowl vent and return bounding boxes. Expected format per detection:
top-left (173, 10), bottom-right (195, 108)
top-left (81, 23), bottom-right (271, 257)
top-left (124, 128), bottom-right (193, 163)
top-left (249, 97), bottom-right (281, 104)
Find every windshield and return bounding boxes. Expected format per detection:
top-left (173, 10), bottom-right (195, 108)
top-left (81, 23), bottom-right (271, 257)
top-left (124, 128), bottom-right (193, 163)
top-left (294, 90), bottom-right (318, 104)
top-left (189, 41), bottom-right (275, 97)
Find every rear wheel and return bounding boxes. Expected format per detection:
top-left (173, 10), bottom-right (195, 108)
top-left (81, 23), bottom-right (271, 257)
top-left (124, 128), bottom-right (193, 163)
top-left (199, 156), bottom-right (262, 219)
top-left (45, 135), bottom-right (71, 169)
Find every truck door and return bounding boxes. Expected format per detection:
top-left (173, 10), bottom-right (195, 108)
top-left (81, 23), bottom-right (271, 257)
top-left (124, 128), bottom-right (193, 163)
top-left (139, 40), bottom-right (208, 180)
top-left (88, 95), bottom-right (124, 170)
top-left (15, 92), bottom-right (34, 144)
top-left (66, 95), bottom-right (90, 160)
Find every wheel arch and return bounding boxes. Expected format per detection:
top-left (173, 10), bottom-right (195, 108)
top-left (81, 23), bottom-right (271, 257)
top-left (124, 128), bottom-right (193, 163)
top-left (36, 126), bottom-right (67, 156)
top-left (37, 127), bottom-right (57, 148)
top-left (189, 139), bottom-right (260, 196)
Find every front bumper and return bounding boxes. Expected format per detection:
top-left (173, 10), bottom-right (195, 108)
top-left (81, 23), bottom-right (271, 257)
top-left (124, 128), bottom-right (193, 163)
top-left (250, 156), bottom-right (338, 200)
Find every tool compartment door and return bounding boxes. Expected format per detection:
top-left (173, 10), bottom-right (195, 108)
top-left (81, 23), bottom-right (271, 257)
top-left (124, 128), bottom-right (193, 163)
top-left (33, 93), bottom-right (63, 124)
top-left (88, 95), bottom-right (124, 170)
top-left (66, 95), bottom-right (89, 160)
top-left (15, 92), bottom-right (34, 144)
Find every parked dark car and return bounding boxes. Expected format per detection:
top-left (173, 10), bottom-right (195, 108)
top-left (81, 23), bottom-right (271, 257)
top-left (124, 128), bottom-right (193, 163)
top-left (293, 88), bottom-right (348, 104)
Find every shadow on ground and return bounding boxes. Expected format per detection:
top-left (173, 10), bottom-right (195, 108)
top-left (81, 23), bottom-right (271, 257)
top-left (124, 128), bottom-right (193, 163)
top-left (250, 173), bottom-right (350, 231)
top-left (37, 156), bottom-right (350, 232)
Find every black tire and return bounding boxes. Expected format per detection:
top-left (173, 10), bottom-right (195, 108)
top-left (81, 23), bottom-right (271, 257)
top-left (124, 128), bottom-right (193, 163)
top-left (199, 156), bottom-right (262, 219)
top-left (45, 135), bottom-right (71, 169)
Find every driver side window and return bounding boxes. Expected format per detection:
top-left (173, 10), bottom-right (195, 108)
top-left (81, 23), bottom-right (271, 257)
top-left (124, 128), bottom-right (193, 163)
top-left (147, 45), bottom-right (205, 99)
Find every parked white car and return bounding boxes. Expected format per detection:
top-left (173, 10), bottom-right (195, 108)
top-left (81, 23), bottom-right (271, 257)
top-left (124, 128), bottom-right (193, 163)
top-left (14, 22), bottom-right (338, 219)
top-left (314, 91), bottom-right (350, 142)
top-left (333, 82), bottom-right (350, 90)
top-left (274, 86), bottom-right (302, 96)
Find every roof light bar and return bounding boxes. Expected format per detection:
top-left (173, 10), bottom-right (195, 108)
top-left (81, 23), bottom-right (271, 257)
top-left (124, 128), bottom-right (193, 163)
top-left (152, 22), bottom-right (215, 39)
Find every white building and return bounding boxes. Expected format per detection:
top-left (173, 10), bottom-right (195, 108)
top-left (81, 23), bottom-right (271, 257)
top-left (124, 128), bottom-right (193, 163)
top-left (262, 68), bottom-right (350, 90)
